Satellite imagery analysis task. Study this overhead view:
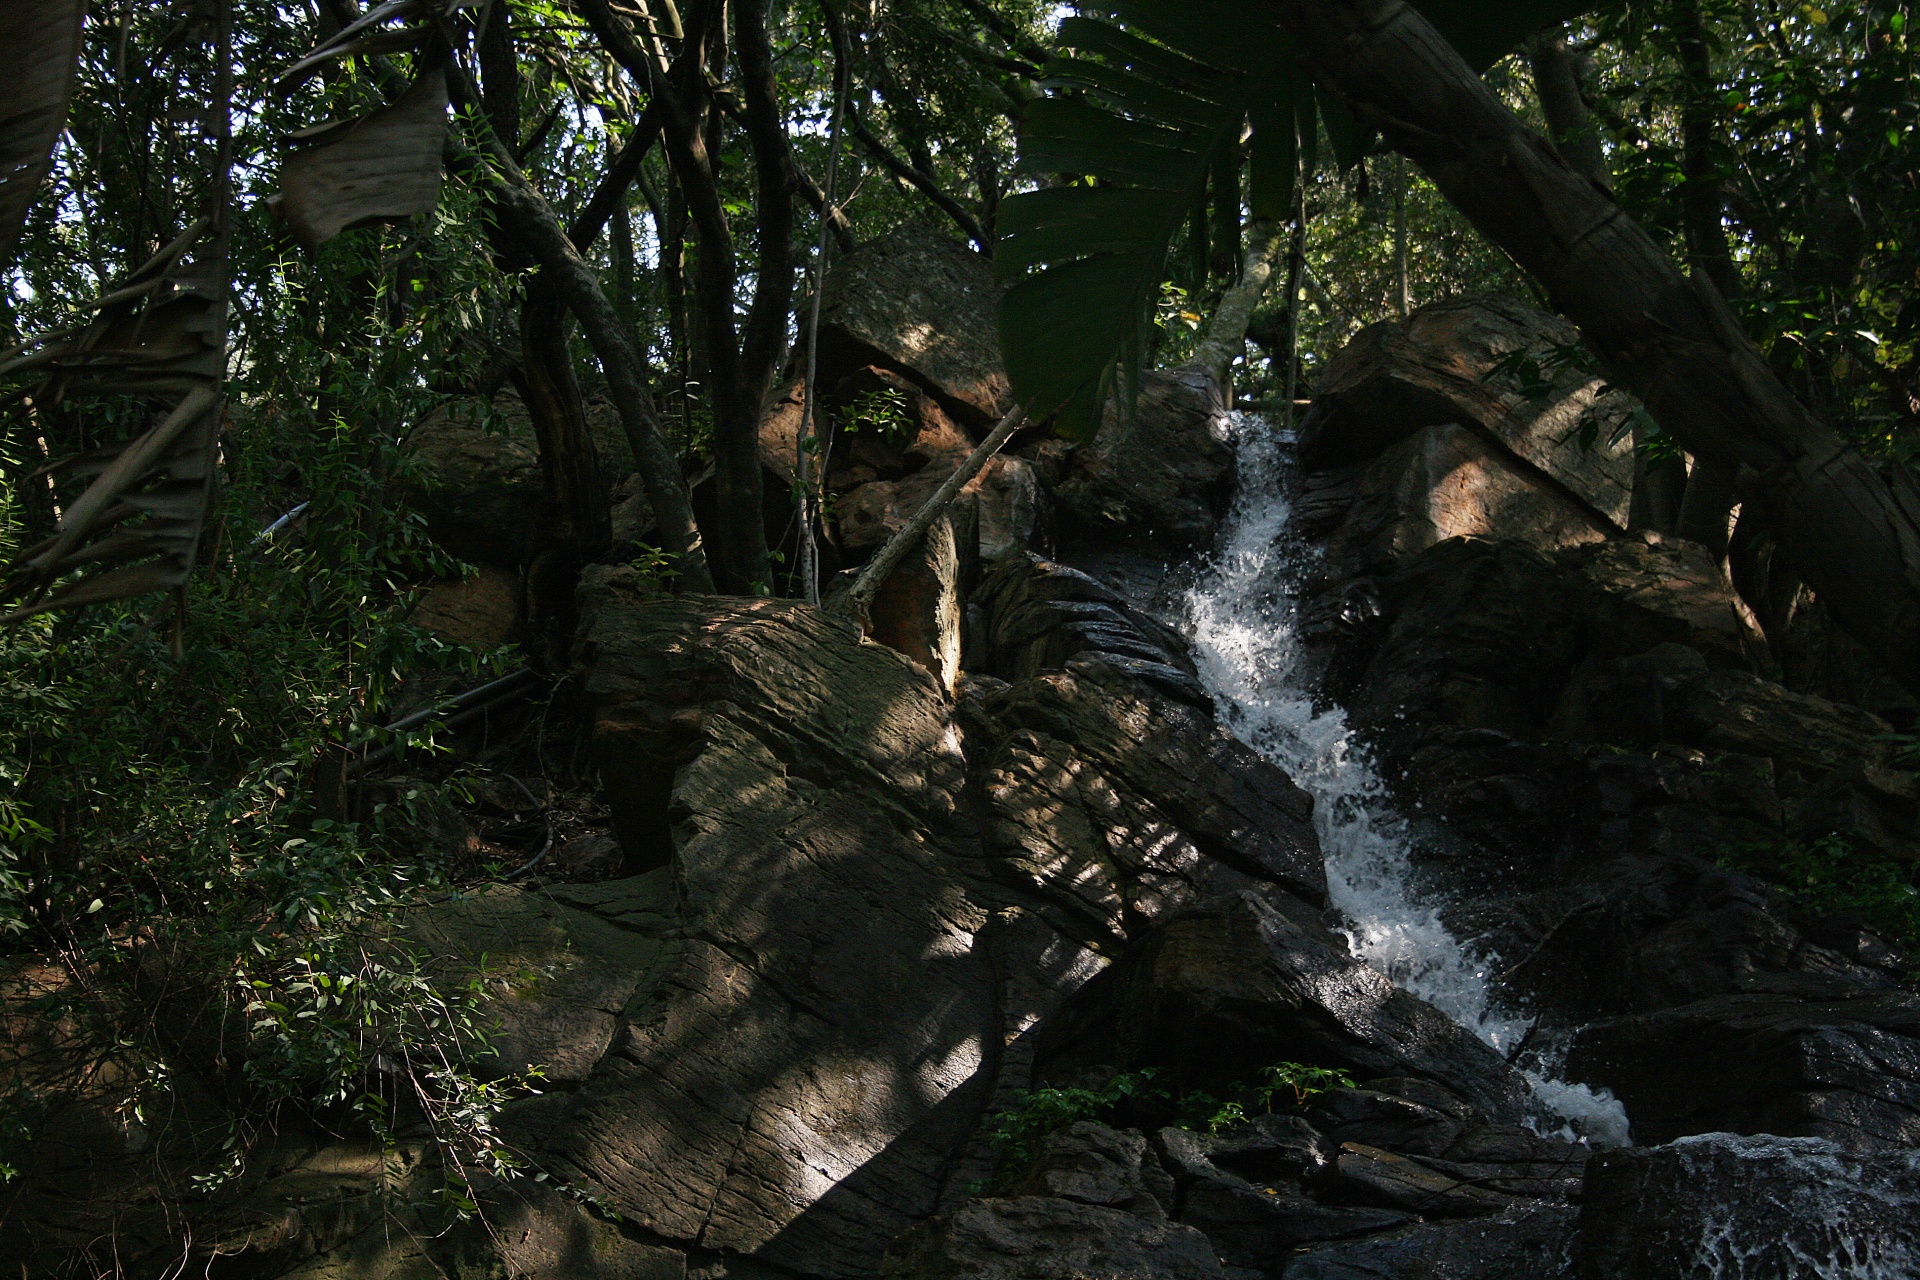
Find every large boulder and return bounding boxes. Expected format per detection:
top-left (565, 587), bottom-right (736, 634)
top-left (404, 390), bottom-right (633, 567)
top-left (1036, 891), bottom-right (1535, 1123)
top-left (1299, 296), bottom-right (1636, 529)
top-left (882, 1197), bottom-right (1226, 1280)
top-left (963, 657), bottom-right (1326, 945)
top-left (1566, 992), bottom-right (1920, 1150)
top-left (553, 583), bottom-right (994, 1275)
top-left (1563, 533), bottom-right (1763, 670)
top-left (817, 225), bottom-right (1011, 429)
top-left (1055, 367), bottom-right (1236, 550)
top-left (1281, 1205), bottom-right (1579, 1280)
top-left (1571, 1134), bottom-right (1920, 1278)
top-left (1316, 422), bottom-right (1611, 578)
top-left (967, 555), bottom-right (1201, 701)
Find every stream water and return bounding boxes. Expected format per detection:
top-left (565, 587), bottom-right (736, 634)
top-left (1180, 411), bottom-right (1632, 1145)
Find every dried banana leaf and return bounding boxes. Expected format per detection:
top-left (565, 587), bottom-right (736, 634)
top-left (1, 386), bottom-right (219, 621)
top-left (273, 0), bottom-right (428, 91)
top-left (1, 221), bottom-right (227, 622)
top-left (278, 67), bottom-right (448, 250)
top-left (0, 1), bottom-right (87, 265)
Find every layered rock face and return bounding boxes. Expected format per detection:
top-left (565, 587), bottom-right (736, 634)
top-left (1287, 299), bottom-right (1920, 1161)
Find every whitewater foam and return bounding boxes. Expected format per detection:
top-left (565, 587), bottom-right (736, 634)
top-left (1180, 411), bottom-right (1630, 1145)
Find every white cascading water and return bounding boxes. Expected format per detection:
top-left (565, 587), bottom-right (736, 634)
top-left (1181, 411), bottom-right (1632, 1145)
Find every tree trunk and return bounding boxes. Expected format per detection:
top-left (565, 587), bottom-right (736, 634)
top-left (1191, 218), bottom-right (1285, 389)
top-left (516, 281), bottom-right (614, 661)
top-left (579, 0), bottom-right (777, 594)
top-left (1527, 26), bottom-right (1609, 192)
top-left (1282, 0), bottom-right (1920, 696)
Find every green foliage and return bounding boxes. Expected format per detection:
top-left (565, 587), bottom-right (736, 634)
top-left (976, 1060), bottom-right (1356, 1192)
top-left (994, 0), bottom-right (1617, 438)
top-left (1170, 1062), bottom-right (1358, 1135)
top-left (984, 1068), bottom-right (1166, 1178)
top-left (1718, 831), bottom-right (1920, 952)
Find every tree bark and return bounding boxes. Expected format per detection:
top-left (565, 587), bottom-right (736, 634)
top-left (1674, 0), bottom-right (1740, 301)
top-left (579, 0), bottom-right (780, 593)
top-left (1281, 0), bottom-right (1920, 695)
top-left (1527, 26), bottom-right (1609, 192)
top-left (1191, 218), bottom-right (1285, 388)
top-left (448, 58), bottom-right (716, 594)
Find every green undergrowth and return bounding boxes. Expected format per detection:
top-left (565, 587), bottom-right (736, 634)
top-left (975, 1062), bottom-right (1357, 1194)
top-left (1718, 831), bottom-right (1920, 957)
top-left (0, 213), bottom-right (545, 1204)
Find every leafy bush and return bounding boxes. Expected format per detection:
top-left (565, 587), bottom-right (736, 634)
top-left (1719, 831), bottom-right (1920, 953)
top-left (977, 1060), bottom-right (1357, 1193)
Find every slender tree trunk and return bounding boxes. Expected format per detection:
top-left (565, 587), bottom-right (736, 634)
top-left (579, 0), bottom-right (776, 593)
top-left (516, 282), bottom-right (614, 659)
top-left (1283, 195), bottom-right (1307, 434)
top-left (1672, 0), bottom-right (1742, 544)
top-left (445, 53), bottom-right (715, 593)
top-left (1282, 0), bottom-right (1920, 695)
top-left (1675, 0), bottom-right (1740, 301)
top-left (1191, 218), bottom-right (1285, 389)
top-left (1392, 154), bottom-right (1410, 316)
top-left (1527, 26), bottom-right (1610, 192)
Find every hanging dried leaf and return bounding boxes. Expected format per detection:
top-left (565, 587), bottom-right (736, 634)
top-left (273, 0), bottom-right (431, 92)
top-left (1, 222), bottom-right (227, 622)
top-left (0, 0), bottom-right (87, 265)
top-left (278, 67), bottom-right (448, 250)
top-left (1, 387), bottom-right (220, 621)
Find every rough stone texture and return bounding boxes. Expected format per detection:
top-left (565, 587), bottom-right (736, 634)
top-left (1154, 1122), bottom-right (1408, 1267)
top-left (404, 395), bottom-right (543, 566)
top-left (1056, 367), bottom-right (1235, 550)
top-left (469, 1181), bottom-right (690, 1279)
top-left (1572, 1134), bottom-right (1920, 1279)
top-left (881, 1197), bottom-right (1226, 1280)
top-left (409, 566), bottom-right (523, 650)
top-left (1282, 1205), bottom-right (1578, 1280)
top-left (817, 226), bottom-right (1010, 429)
top-left (1326, 1142), bottom-right (1519, 1218)
top-left (1320, 423), bottom-right (1610, 578)
top-left (966, 660), bottom-right (1326, 914)
top-left (404, 390), bottom-right (632, 567)
top-left (868, 513), bottom-right (963, 694)
top-left (967, 555), bottom-right (1203, 704)
top-left (1566, 993), bottom-right (1920, 1150)
top-left (1298, 296), bottom-right (1636, 528)
top-left (555, 580), bottom-right (994, 1275)
top-left (1680, 669), bottom-right (1893, 777)
top-left (410, 873), bottom-right (675, 1084)
top-left (976, 456), bottom-right (1043, 562)
top-left (1037, 891), bottom-right (1533, 1123)
top-left (1563, 533), bottom-right (1763, 671)
top-left (1014, 1122), bottom-right (1169, 1217)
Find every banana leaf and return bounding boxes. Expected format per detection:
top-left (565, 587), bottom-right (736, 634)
top-left (0, 0), bottom-right (87, 265)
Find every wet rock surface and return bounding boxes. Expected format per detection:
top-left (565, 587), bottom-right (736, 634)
top-left (1571, 1133), bottom-right (1920, 1278)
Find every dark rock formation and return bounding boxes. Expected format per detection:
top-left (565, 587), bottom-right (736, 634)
top-left (1298, 296), bottom-right (1635, 530)
top-left (1571, 1134), bottom-right (1920, 1278)
top-left (1055, 367), bottom-right (1236, 550)
top-left (1281, 1205), bottom-right (1579, 1280)
top-left (1035, 892), bottom-right (1531, 1122)
top-left (883, 1196), bottom-right (1227, 1280)
top-left (816, 225), bottom-right (1011, 429)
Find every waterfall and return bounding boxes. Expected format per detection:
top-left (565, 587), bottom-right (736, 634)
top-left (1181, 411), bottom-right (1631, 1145)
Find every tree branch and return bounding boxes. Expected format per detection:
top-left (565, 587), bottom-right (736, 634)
top-left (848, 106), bottom-right (989, 253)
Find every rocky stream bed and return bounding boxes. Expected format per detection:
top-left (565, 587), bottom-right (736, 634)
top-left (6, 228), bottom-right (1919, 1279)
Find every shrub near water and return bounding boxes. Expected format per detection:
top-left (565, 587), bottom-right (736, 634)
top-left (979, 1062), bottom-right (1357, 1191)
